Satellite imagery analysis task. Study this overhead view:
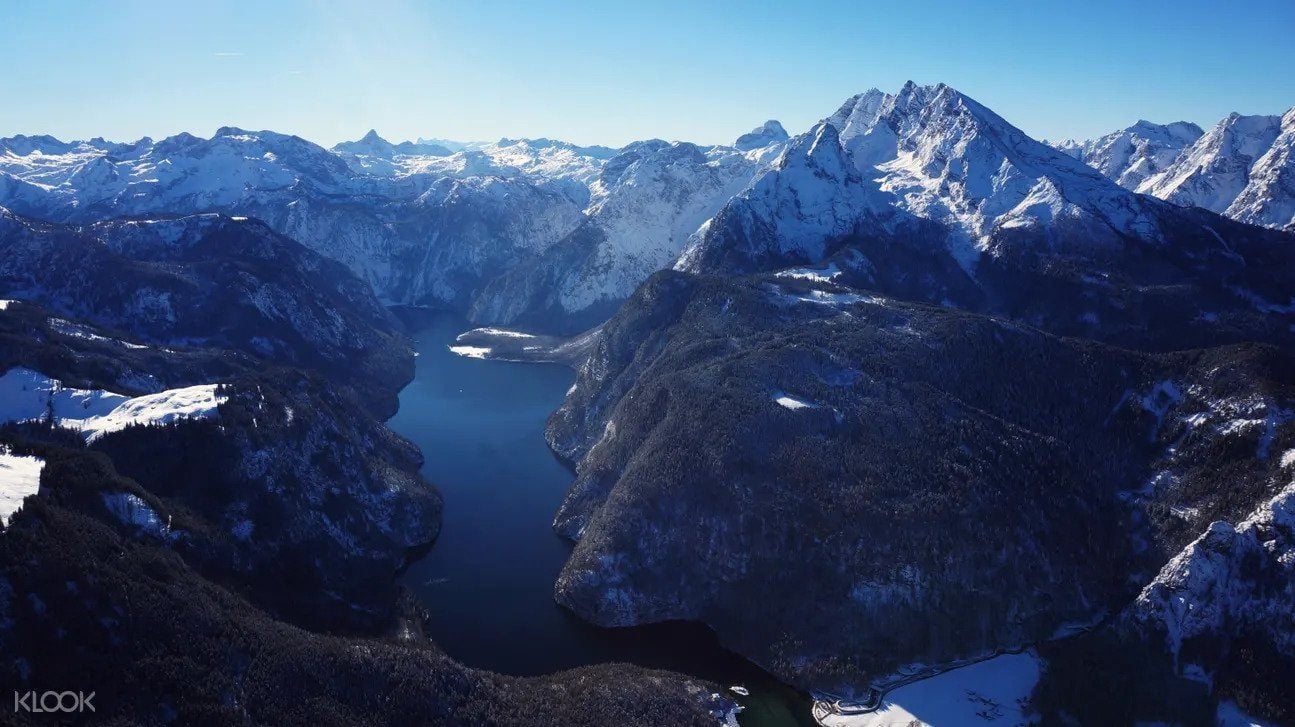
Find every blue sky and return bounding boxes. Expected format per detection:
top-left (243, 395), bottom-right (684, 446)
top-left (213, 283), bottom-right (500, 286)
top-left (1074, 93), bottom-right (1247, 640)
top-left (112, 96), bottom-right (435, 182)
top-left (2, 0), bottom-right (1292, 147)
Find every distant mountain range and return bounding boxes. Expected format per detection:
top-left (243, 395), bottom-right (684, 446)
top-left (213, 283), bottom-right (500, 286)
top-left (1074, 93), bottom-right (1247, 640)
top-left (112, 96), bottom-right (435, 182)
top-left (1054, 108), bottom-right (1295, 232)
top-left (2, 95), bottom-right (1291, 339)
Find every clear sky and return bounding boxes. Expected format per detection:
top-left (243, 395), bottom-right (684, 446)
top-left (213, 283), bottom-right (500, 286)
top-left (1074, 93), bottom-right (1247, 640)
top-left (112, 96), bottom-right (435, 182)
top-left (2, 0), bottom-right (1292, 148)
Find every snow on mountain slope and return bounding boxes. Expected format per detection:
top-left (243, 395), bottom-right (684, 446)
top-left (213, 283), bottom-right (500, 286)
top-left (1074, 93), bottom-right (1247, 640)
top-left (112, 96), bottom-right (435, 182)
top-left (1138, 112), bottom-right (1285, 218)
top-left (0, 129), bottom-right (590, 314)
top-left (561, 141), bottom-right (777, 308)
top-left (1130, 477), bottom-right (1295, 662)
top-left (682, 82), bottom-right (1175, 276)
top-left (734, 120), bottom-right (790, 151)
top-left (385, 175), bottom-right (587, 304)
top-left (839, 82), bottom-right (1166, 259)
top-left (1053, 120), bottom-right (1204, 190)
top-left (466, 138), bottom-right (780, 330)
top-left (397, 137), bottom-right (619, 185)
top-left (330, 129), bottom-right (452, 174)
top-left (0, 366), bottom-right (225, 442)
top-left (0, 126), bottom-right (358, 218)
top-left (0, 123), bottom-right (787, 331)
top-left (676, 122), bottom-right (890, 272)
top-left (1225, 108), bottom-right (1295, 231)
top-left (0, 445), bottom-right (43, 526)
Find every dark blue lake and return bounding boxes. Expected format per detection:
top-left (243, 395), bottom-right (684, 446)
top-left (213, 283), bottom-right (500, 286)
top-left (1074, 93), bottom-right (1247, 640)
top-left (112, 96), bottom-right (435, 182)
top-left (390, 313), bottom-right (811, 727)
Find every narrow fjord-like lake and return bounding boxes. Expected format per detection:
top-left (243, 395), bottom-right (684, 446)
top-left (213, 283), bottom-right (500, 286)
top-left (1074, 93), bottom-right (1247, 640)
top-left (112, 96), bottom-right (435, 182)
top-left (390, 313), bottom-right (812, 727)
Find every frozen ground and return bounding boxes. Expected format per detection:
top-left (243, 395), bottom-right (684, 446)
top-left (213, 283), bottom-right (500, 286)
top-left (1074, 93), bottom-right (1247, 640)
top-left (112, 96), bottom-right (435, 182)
top-left (818, 652), bottom-right (1042, 727)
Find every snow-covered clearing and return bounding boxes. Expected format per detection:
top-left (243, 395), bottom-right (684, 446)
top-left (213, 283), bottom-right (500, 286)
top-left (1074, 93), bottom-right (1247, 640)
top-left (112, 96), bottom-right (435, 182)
top-left (774, 393), bottom-right (817, 410)
top-left (448, 345), bottom-right (491, 359)
top-left (818, 652), bottom-right (1042, 727)
top-left (0, 446), bottom-right (44, 526)
top-left (0, 368), bottom-right (224, 441)
top-left (775, 263), bottom-right (843, 283)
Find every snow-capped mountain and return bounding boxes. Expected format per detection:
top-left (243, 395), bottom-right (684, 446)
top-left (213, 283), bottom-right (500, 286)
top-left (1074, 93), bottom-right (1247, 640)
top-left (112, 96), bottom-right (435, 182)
top-left (1060, 110), bottom-right (1295, 233)
top-left (1225, 108), bottom-right (1295, 231)
top-left (0, 125), bottom-right (787, 333)
top-left (678, 83), bottom-right (1295, 353)
top-left (681, 82), bottom-right (1238, 280)
top-left (395, 137), bottom-right (619, 185)
top-left (1052, 120), bottom-right (1204, 190)
top-left (467, 139), bottom-right (781, 331)
top-left (0, 126), bottom-right (361, 217)
top-left (539, 84), bottom-right (1295, 713)
top-left (0, 128), bottom-right (595, 318)
top-left (733, 120), bottom-right (789, 151)
top-left (1137, 112), bottom-right (1287, 222)
top-left (331, 132), bottom-right (615, 184)
top-left (330, 130), bottom-right (451, 174)
top-left (332, 129), bottom-right (452, 157)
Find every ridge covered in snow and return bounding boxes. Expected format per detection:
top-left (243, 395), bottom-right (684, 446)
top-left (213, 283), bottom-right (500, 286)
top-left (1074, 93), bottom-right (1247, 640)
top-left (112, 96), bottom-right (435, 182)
top-left (1068, 109), bottom-right (1295, 232)
top-left (681, 81), bottom-right (1192, 277)
top-left (1130, 477), bottom-right (1295, 662)
top-left (1138, 112), bottom-right (1287, 221)
top-left (1052, 120), bottom-right (1204, 190)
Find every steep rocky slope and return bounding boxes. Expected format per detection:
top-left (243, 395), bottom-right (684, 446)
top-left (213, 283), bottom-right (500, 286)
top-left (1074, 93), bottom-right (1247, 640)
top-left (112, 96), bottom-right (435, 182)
top-left (543, 269), bottom-right (1295, 699)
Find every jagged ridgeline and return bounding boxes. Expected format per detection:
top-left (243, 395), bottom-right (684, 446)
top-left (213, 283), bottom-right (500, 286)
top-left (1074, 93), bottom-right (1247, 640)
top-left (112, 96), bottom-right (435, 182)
top-left (1, 79), bottom-right (1293, 725)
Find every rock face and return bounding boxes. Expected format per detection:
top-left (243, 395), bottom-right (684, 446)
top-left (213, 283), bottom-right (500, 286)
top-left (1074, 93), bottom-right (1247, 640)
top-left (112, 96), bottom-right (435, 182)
top-left (685, 82), bottom-right (1203, 275)
top-left (1138, 112), bottom-right (1286, 220)
top-left (1130, 479), bottom-right (1295, 662)
top-left (1216, 108), bottom-right (1295, 232)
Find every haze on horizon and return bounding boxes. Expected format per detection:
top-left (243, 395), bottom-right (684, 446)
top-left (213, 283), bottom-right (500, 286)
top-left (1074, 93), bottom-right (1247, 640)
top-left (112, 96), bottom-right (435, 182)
top-left (2, 0), bottom-right (1293, 149)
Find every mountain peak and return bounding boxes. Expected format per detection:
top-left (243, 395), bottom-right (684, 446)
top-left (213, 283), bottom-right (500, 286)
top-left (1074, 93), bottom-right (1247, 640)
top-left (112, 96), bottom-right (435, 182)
top-left (734, 119), bottom-right (790, 151)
